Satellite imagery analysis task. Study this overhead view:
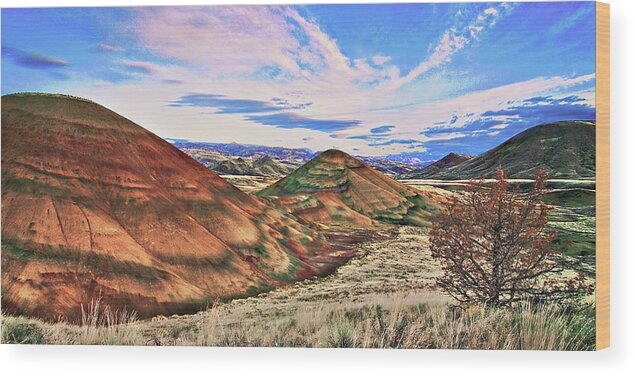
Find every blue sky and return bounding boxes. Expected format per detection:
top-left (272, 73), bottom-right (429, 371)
top-left (1, 2), bottom-right (596, 162)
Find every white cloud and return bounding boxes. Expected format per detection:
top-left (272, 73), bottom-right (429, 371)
top-left (64, 70), bottom-right (594, 156)
top-left (372, 55), bottom-right (391, 65)
top-left (490, 123), bottom-right (511, 129)
top-left (121, 60), bottom-right (160, 75)
top-left (132, 6), bottom-right (304, 75)
top-left (384, 4), bottom-right (508, 90)
top-left (368, 73), bottom-right (597, 140)
top-left (97, 43), bottom-right (122, 52)
top-left (483, 8), bottom-right (499, 16)
top-left (54, 4), bottom-right (594, 157)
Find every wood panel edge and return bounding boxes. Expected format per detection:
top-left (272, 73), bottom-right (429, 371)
top-left (595, 1), bottom-right (610, 351)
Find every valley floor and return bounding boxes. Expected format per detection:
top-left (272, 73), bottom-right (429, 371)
top-left (2, 225), bottom-right (596, 349)
top-left (140, 225), bottom-right (446, 339)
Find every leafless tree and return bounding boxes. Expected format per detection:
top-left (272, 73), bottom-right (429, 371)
top-left (430, 168), bottom-right (593, 306)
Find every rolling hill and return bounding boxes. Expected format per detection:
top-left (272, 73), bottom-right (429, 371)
top-left (404, 153), bottom-right (471, 179)
top-left (211, 155), bottom-right (293, 177)
top-left (356, 156), bottom-right (419, 177)
top-left (212, 157), bottom-right (252, 175)
top-left (251, 155), bottom-right (295, 177)
top-left (1, 93), bottom-right (340, 322)
top-left (413, 121), bottom-right (596, 179)
top-left (258, 149), bottom-right (440, 227)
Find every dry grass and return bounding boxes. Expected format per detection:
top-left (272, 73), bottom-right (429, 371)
top-left (1, 298), bottom-right (142, 345)
top-left (74, 298), bottom-right (142, 345)
top-left (188, 297), bottom-right (594, 350)
top-left (2, 297), bottom-right (595, 350)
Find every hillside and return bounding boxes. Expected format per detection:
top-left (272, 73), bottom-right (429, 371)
top-left (357, 156), bottom-right (419, 177)
top-left (258, 149), bottom-right (440, 227)
top-left (404, 153), bottom-right (471, 179)
top-left (419, 121), bottom-right (596, 179)
top-left (212, 157), bottom-right (251, 175)
top-left (251, 155), bottom-right (293, 176)
top-left (211, 155), bottom-right (293, 177)
top-left (0, 93), bottom-right (342, 322)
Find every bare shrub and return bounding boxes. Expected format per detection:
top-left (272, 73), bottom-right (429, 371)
top-left (429, 168), bottom-right (593, 306)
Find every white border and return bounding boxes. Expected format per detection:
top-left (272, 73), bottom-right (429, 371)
top-left (1, 1), bottom-right (633, 375)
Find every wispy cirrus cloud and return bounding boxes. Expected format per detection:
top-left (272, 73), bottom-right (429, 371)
top-left (347, 134), bottom-right (384, 141)
top-left (481, 99), bottom-right (595, 122)
top-left (122, 60), bottom-right (159, 75)
top-left (422, 118), bottom-right (505, 137)
top-left (2, 46), bottom-right (67, 69)
top-left (415, 91), bottom-right (595, 161)
top-left (170, 93), bottom-right (311, 114)
top-left (371, 55), bottom-right (391, 65)
top-left (246, 112), bottom-right (360, 132)
top-left (370, 125), bottom-right (395, 134)
top-left (385, 4), bottom-right (511, 90)
top-left (162, 79), bottom-right (184, 85)
top-left (93, 43), bottom-right (123, 53)
top-left (522, 95), bottom-right (586, 105)
top-left (132, 5), bottom-right (400, 87)
top-left (546, 3), bottom-right (594, 36)
top-left (132, 6), bottom-right (306, 76)
top-left (346, 72), bottom-right (597, 157)
top-left (370, 138), bottom-right (425, 147)
top-left (124, 4), bottom-right (521, 144)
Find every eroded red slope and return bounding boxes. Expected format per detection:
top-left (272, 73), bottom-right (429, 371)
top-left (1, 93), bottom-right (333, 321)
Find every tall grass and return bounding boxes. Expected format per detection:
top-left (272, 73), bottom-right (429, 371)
top-left (80, 298), bottom-right (137, 328)
top-left (2, 300), bottom-right (594, 349)
top-left (1, 299), bottom-right (142, 345)
top-left (76, 298), bottom-right (141, 345)
top-left (198, 299), bottom-right (594, 349)
top-left (225, 302), bottom-right (568, 350)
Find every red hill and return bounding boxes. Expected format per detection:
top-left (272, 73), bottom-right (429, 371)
top-left (1, 93), bottom-right (337, 321)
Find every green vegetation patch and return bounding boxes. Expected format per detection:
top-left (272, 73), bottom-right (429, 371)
top-left (1, 317), bottom-right (46, 344)
top-left (270, 255), bottom-right (302, 283)
top-left (2, 241), bottom-right (171, 282)
top-left (2, 241), bottom-right (71, 263)
top-left (545, 189), bottom-right (596, 208)
top-left (1, 176), bottom-right (71, 197)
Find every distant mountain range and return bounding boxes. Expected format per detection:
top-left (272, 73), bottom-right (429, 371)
top-left (174, 120), bottom-right (596, 182)
top-left (356, 156), bottom-right (420, 177)
top-left (173, 140), bottom-right (421, 177)
top-left (212, 155), bottom-right (294, 177)
top-left (168, 139), bottom-right (314, 161)
top-left (258, 149), bottom-right (441, 227)
top-left (403, 121), bottom-right (596, 180)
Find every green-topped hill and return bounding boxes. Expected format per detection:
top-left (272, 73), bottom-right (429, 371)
top-left (418, 121), bottom-right (596, 179)
top-left (259, 149), bottom-right (441, 227)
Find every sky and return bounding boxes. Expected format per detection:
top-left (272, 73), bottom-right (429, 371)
top-left (1, 2), bottom-right (597, 162)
